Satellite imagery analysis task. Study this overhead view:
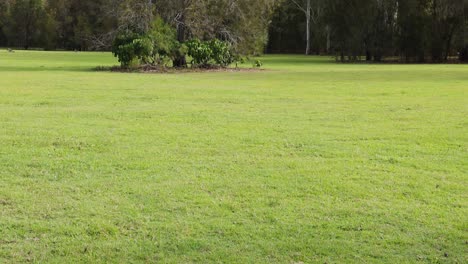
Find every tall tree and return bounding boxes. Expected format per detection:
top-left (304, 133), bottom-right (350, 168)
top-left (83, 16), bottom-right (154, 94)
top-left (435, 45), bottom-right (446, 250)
top-left (0, 1), bottom-right (11, 46)
top-left (290, 0), bottom-right (324, 55)
top-left (186, 0), bottom-right (278, 55)
top-left (154, 0), bottom-right (193, 66)
top-left (8, 0), bottom-right (46, 49)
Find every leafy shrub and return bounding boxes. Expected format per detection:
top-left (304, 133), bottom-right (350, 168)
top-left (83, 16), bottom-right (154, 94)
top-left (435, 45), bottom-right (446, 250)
top-left (186, 39), bottom-right (213, 67)
top-left (112, 23), bottom-right (243, 69)
top-left (187, 38), bottom-right (239, 68)
top-left (209, 39), bottom-right (235, 67)
top-left (132, 38), bottom-right (153, 60)
top-left (147, 17), bottom-right (186, 66)
top-left (253, 59), bottom-right (263, 68)
top-left (111, 31), bottom-right (152, 67)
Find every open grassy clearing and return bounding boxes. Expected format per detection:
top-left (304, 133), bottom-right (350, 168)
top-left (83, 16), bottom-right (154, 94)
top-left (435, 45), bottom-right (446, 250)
top-left (0, 51), bottom-right (467, 263)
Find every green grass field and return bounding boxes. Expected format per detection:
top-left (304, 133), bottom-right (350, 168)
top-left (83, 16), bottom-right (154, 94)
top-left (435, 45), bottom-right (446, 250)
top-left (0, 51), bottom-right (467, 263)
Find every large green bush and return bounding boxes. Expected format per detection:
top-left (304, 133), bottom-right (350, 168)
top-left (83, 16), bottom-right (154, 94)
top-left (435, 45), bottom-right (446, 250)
top-left (112, 20), bottom-right (239, 69)
top-left (209, 39), bottom-right (237, 67)
top-left (111, 31), bottom-right (152, 67)
top-left (187, 38), bottom-right (238, 68)
top-left (186, 39), bottom-right (213, 67)
top-left (147, 18), bottom-right (187, 66)
top-left (112, 19), bottom-right (187, 68)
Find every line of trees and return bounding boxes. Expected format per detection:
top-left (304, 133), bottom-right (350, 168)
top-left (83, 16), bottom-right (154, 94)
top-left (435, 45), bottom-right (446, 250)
top-left (269, 0), bottom-right (468, 62)
top-left (0, 0), bottom-right (278, 55)
top-left (1, 0), bottom-right (467, 63)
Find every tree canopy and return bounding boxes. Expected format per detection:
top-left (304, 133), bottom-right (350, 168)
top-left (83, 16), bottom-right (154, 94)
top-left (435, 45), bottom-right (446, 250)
top-left (0, 0), bottom-right (278, 55)
top-left (269, 0), bottom-right (467, 62)
top-left (0, 0), bottom-right (466, 62)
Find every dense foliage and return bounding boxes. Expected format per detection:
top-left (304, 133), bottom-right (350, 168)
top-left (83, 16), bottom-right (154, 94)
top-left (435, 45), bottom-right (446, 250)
top-left (0, 0), bottom-right (277, 56)
top-left (111, 32), bottom-right (152, 67)
top-left (186, 39), bottom-right (237, 68)
top-left (110, 14), bottom-right (238, 69)
top-left (269, 0), bottom-right (467, 62)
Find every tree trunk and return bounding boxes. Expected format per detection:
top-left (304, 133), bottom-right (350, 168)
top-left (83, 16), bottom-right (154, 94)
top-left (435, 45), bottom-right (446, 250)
top-left (366, 49), bottom-right (372, 61)
top-left (326, 25), bottom-right (331, 54)
top-left (444, 27), bottom-right (455, 61)
top-left (374, 53), bottom-right (382, 62)
top-left (461, 18), bottom-right (468, 62)
top-left (24, 26), bottom-right (30, 50)
top-left (173, 13), bottom-right (187, 67)
top-left (305, 0), bottom-right (311, 55)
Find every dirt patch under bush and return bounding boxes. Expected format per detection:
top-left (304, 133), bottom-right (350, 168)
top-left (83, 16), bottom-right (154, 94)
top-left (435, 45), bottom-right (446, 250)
top-left (95, 65), bottom-right (266, 73)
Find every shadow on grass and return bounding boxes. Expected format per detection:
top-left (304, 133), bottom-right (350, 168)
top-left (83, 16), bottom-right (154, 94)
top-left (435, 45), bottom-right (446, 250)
top-left (0, 65), bottom-right (110, 72)
top-left (261, 55), bottom-right (335, 65)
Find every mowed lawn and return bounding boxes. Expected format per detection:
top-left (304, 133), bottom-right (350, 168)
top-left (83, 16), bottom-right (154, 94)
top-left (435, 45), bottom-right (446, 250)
top-left (0, 51), bottom-right (467, 263)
